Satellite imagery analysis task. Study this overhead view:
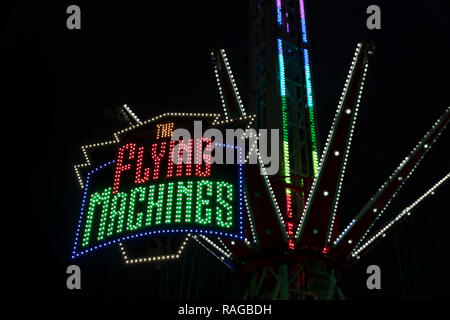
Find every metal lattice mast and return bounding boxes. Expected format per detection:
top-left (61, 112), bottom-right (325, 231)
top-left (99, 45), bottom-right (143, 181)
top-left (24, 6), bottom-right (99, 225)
top-left (249, 0), bottom-right (320, 249)
top-left (249, 0), bottom-right (318, 178)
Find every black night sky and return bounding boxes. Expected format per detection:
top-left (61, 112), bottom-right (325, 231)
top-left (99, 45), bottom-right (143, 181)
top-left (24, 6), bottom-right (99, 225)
top-left (3, 0), bottom-right (450, 301)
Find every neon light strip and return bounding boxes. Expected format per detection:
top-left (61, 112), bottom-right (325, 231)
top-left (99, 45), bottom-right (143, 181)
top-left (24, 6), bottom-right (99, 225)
top-left (221, 49), bottom-right (247, 116)
top-left (119, 236), bottom-right (190, 264)
top-left (276, 1), bottom-right (294, 249)
top-left (277, 39), bottom-right (291, 186)
top-left (191, 235), bottom-right (231, 266)
top-left (276, 0), bottom-right (283, 25)
top-left (122, 104), bottom-right (141, 124)
top-left (299, 0), bottom-right (308, 43)
top-left (299, 0), bottom-right (319, 176)
top-left (244, 188), bottom-right (258, 244)
top-left (217, 237), bottom-right (234, 256)
top-left (199, 235), bottom-right (232, 258)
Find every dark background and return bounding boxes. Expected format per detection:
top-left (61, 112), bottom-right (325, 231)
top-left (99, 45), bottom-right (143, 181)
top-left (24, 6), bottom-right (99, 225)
top-left (2, 0), bottom-right (449, 300)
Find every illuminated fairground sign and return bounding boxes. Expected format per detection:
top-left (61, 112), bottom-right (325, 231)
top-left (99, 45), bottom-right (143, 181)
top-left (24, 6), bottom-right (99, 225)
top-left (71, 113), bottom-right (254, 259)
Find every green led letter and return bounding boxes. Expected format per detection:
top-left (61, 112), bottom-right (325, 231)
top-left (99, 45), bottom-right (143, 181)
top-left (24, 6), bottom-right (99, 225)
top-left (106, 192), bottom-right (128, 236)
top-left (165, 182), bottom-right (174, 223)
top-left (127, 186), bottom-right (147, 231)
top-left (195, 180), bottom-right (213, 225)
top-left (175, 181), bottom-right (194, 223)
top-left (82, 187), bottom-right (112, 247)
top-left (216, 181), bottom-right (233, 229)
top-left (146, 183), bottom-right (165, 225)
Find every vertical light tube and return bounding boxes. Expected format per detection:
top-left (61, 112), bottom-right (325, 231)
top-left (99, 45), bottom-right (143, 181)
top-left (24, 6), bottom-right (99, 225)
top-left (299, 0), bottom-right (319, 177)
top-left (277, 39), bottom-right (291, 188)
top-left (276, 1), bottom-right (295, 249)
